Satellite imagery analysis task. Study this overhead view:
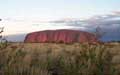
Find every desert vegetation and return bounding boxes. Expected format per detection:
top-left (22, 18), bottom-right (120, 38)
top-left (0, 42), bottom-right (120, 75)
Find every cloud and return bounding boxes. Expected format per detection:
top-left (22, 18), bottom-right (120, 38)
top-left (49, 12), bottom-right (120, 41)
top-left (3, 11), bottom-right (120, 42)
top-left (113, 11), bottom-right (120, 15)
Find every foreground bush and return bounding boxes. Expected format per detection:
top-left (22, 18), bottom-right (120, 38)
top-left (0, 43), bottom-right (119, 75)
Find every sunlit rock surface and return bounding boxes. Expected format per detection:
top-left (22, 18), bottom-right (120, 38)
top-left (24, 29), bottom-right (99, 43)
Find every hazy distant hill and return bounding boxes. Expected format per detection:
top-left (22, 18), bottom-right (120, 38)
top-left (5, 34), bottom-right (26, 42)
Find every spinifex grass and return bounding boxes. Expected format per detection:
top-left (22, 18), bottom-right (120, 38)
top-left (0, 43), bottom-right (119, 75)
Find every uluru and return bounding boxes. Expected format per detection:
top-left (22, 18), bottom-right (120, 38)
top-left (24, 29), bottom-right (99, 43)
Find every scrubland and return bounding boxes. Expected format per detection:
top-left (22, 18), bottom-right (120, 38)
top-left (0, 42), bottom-right (120, 75)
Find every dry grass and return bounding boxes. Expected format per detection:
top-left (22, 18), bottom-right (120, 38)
top-left (0, 42), bottom-right (120, 75)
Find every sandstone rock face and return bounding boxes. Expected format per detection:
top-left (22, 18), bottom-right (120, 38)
top-left (24, 29), bottom-right (99, 43)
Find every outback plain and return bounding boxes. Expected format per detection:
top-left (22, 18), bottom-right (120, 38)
top-left (0, 42), bottom-right (120, 75)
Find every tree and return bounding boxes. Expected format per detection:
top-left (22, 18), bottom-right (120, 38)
top-left (0, 27), bottom-right (4, 39)
top-left (0, 19), bottom-right (8, 49)
top-left (0, 18), bottom-right (4, 39)
top-left (94, 26), bottom-right (106, 39)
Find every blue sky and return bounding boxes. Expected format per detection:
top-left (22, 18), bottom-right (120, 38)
top-left (0, 0), bottom-right (120, 19)
top-left (0, 0), bottom-right (120, 37)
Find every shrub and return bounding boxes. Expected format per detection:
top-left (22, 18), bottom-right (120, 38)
top-left (0, 43), bottom-right (119, 75)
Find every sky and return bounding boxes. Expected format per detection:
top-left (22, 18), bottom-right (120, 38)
top-left (0, 0), bottom-right (120, 36)
top-left (0, 0), bottom-right (120, 19)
